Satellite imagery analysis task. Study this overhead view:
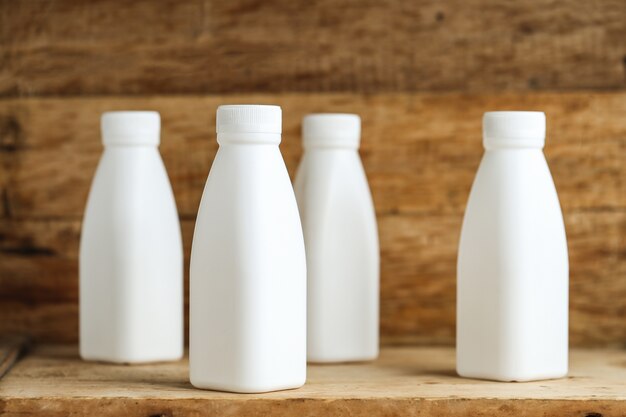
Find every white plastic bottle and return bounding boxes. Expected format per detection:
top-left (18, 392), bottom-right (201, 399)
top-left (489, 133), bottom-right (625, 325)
top-left (457, 111), bottom-right (568, 381)
top-left (190, 105), bottom-right (306, 393)
top-left (80, 111), bottom-right (183, 364)
top-left (294, 114), bottom-right (379, 363)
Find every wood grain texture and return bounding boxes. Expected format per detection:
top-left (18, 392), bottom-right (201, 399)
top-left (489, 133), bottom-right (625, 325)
top-left (0, 335), bottom-right (29, 380)
top-left (1, 0), bottom-right (625, 96)
top-left (1, 212), bottom-right (623, 346)
top-left (1, 93), bottom-right (625, 219)
top-left (1, 346), bottom-right (625, 416)
top-left (0, 92), bottom-right (624, 346)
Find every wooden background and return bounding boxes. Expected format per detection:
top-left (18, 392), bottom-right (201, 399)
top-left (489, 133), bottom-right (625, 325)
top-left (0, 0), bottom-right (624, 347)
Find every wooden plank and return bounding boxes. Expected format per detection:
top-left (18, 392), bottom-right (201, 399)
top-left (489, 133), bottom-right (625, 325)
top-left (1, 0), bottom-right (625, 96)
top-left (1, 210), bottom-right (624, 346)
top-left (0, 346), bottom-right (624, 416)
top-left (0, 335), bottom-right (29, 380)
top-left (568, 210), bottom-right (626, 347)
top-left (0, 303), bottom-right (78, 344)
top-left (1, 93), bottom-right (624, 220)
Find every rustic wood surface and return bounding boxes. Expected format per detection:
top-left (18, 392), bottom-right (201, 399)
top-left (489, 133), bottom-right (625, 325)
top-left (0, 335), bottom-right (29, 380)
top-left (1, 0), bottom-right (625, 96)
top-left (0, 0), bottom-right (625, 350)
top-left (0, 92), bottom-right (624, 346)
top-left (2, 93), bottom-right (625, 218)
top-left (0, 345), bottom-right (624, 416)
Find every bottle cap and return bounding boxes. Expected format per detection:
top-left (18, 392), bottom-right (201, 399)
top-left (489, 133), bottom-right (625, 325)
top-left (483, 111), bottom-right (546, 149)
top-left (101, 111), bottom-right (160, 146)
top-left (217, 105), bottom-right (282, 135)
top-left (302, 113), bottom-right (361, 149)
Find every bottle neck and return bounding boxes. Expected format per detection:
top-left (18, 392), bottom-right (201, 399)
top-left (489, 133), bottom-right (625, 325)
top-left (483, 136), bottom-right (544, 151)
top-left (217, 132), bottom-right (281, 145)
top-left (103, 142), bottom-right (158, 149)
top-left (304, 145), bottom-right (359, 153)
top-left (303, 136), bottom-right (360, 150)
top-left (102, 135), bottom-right (159, 147)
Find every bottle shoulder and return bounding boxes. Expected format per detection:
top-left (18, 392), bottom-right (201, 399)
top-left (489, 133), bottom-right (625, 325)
top-left (296, 151), bottom-right (373, 206)
top-left (459, 151), bottom-right (567, 269)
top-left (468, 151), bottom-right (560, 210)
top-left (296, 152), bottom-right (377, 252)
top-left (197, 146), bottom-right (296, 213)
top-left (193, 145), bottom-right (303, 249)
top-left (89, 148), bottom-right (173, 192)
top-left (82, 149), bottom-right (180, 234)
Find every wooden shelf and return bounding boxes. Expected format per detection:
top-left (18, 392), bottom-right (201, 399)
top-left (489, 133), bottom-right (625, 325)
top-left (1, 345), bottom-right (624, 416)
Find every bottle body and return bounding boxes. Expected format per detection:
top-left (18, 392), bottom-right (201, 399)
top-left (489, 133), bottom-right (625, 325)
top-left (295, 148), bottom-right (379, 362)
top-left (80, 137), bottom-right (183, 363)
top-left (457, 112), bottom-right (568, 381)
top-left (190, 106), bottom-right (306, 393)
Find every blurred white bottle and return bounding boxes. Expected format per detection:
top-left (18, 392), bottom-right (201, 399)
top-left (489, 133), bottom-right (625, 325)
top-left (294, 114), bottom-right (379, 363)
top-left (190, 105), bottom-right (306, 393)
top-left (80, 111), bottom-right (183, 364)
top-left (457, 111), bottom-right (568, 381)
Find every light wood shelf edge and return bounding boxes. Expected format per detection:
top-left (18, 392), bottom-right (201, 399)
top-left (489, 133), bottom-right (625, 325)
top-left (0, 345), bottom-right (624, 416)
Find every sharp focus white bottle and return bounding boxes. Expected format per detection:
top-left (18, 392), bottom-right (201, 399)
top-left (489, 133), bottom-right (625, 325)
top-left (80, 111), bottom-right (183, 364)
top-left (294, 114), bottom-right (379, 363)
top-left (190, 105), bottom-right (306, 393)
top-left (457, 111), bottom-right (568, 382)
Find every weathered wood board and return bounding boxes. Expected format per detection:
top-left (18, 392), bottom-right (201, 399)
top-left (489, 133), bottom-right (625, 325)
top-left (0, 93), bottom-right (624, 346)
top-left (1, 93), bottom-right (624, 218)
top-left (0, 345), bottom-right (624, 416)
top-left (1, 0), bottom-right (625, 96)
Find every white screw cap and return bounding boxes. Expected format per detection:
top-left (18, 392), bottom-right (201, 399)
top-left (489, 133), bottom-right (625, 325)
top-left (302, 113), bottom-right (361, 149)
top-left (101, 111), bottom-right (160, 146)
top-left (216, 105), bottom-right (282, 135)
top-left (483, 111), bottom-right (546, 149)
